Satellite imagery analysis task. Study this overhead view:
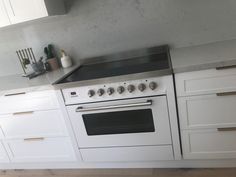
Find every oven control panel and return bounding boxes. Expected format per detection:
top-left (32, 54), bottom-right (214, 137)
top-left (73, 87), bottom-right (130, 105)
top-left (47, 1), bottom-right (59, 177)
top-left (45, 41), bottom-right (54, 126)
top-left (62, 76), bottom-right (171, 105)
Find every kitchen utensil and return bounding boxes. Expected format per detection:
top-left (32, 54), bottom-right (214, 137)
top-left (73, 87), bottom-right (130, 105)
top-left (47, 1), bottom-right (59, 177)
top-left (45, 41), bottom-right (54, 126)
top-left (30, 48), bottom-right (37, 63)
top-left (16, 51), bottom-right (26, 74)
top-left (27, 48), bottom-right (34, 63)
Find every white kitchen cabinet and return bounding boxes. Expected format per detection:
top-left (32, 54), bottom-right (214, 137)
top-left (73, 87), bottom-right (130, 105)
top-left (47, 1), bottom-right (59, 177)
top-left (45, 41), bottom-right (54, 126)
top-left (0, 110), bottom-right (68, 139)
top-left (178, 94), bottom-right (236, 129)
top-left (3, 0), bottom-right (65, 24)
top-left (5, 137), bottom-right (76, 163)
top-left (182, 129), bottom-right (236, 159)
top-left (81, 145), bottom-right (174, 162)
top-left (176, 67), bottom-right (236, 160)
top-left (0, 89), bottom-right (78, 165)
top-left (0, 0), bottom-right (10, 27)
top-left (175, 68), bottom-right (236, 97)
top-left (0, 90), bottom-right (59, 115)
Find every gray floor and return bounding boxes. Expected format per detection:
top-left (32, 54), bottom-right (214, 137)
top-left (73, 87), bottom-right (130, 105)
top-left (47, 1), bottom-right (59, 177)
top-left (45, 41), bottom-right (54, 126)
top-left (0, 169), bottom-right (235, 177)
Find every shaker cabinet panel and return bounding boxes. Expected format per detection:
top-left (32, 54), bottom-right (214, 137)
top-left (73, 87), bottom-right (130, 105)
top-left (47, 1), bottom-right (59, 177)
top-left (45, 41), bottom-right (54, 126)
top-left (0, 110), bottom-right (68, 139)
top-left (0, 0), bottom-right (10, 27)
top-left (178, 94), bottom-right (236, 129)
top-left (175, 68), bottom-right (236, 97)
top-left (5, 137), bottom-right (76, 163)
top-left (182, 129), bottom-right (236, 159)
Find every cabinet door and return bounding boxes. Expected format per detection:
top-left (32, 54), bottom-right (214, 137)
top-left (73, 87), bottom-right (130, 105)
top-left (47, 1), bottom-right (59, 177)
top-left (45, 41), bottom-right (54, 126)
top-left (0, 0), bottom-right (10, 27)
top-left (5, 137), bottom-right (76, 163)
top-left (182, 129), bottom-right (236, 159)
top-left (178, 94), bottom-right (236, 129)
top-left (3, 0), bottom-right (48, 24)
top-left (0, 110), bottom-right (68, 139)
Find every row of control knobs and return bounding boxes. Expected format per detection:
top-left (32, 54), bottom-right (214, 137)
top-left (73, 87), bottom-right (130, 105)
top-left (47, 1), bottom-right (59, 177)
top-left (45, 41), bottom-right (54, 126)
top-left (88, 82), bottom-right (157, 97)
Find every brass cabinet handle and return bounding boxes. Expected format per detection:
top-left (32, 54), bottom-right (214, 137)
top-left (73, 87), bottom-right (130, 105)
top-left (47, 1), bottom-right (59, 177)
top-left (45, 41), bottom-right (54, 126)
top-left (216, 65), bottom-right (236, 70)
top-left (217, 127), bottom-right (236, 132)
top-left (24, 137), bottom-right (45, 142)
top-left (4, 92), bottom-right (26, 97)
top-left (13, 111), bottom-right (34, 116)
top-left (216, 91), bottom-right (236, 96)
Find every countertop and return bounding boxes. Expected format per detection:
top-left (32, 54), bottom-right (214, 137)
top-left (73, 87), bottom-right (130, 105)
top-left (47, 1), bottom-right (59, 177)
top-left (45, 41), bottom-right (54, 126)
top-left (1, 40), bottom-right (236, 92)
top-left (171, 39), bottom-right (236, 73)
top-left (0, 64), bottom-right (80, 92)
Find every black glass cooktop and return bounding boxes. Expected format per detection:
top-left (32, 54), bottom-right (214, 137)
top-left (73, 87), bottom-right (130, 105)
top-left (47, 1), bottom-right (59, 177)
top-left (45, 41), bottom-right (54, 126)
top-left (57, 46), bottom-right (172, 84)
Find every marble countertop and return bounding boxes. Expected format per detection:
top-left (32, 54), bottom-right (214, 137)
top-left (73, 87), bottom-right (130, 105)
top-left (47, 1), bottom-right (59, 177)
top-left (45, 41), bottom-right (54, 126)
top-left (171, 39), bottom-right (236, 73)
top-left (0, 64), bottom-right (80, 92)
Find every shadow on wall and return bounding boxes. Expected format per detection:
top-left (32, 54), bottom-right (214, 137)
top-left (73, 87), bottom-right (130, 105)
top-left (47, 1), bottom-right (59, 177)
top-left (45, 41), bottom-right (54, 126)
top-left (64, 0), bottom-right (76, 12)
top-left (64, 0), bottom-right (87, 13)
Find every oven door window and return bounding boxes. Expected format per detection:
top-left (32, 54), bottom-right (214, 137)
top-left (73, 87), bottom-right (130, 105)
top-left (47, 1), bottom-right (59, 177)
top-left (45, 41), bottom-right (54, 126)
top-left (82, 109), bottom-right (155, 136)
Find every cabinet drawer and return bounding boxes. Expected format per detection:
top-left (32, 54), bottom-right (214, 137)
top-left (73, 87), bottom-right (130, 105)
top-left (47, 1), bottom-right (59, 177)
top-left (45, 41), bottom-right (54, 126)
top-left (0, 90), bottom-right (59, 114)
top-left (0, 110), bottom-right (68, 138)
top-left (5, 137), bottom-right (76, 163)
top-left (80, 145), bottom-right (174, 162)
top-left (182, 129), bottom-right (236, 159)
top-left (175, 68), bottom-right (236, 96)
top-left (178, 94), bottom-right (236, 129)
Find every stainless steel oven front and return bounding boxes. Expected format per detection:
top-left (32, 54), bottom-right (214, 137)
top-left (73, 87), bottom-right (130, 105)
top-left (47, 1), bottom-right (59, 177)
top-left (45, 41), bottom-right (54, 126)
top-left (67, 95), bottom-right (172, 148)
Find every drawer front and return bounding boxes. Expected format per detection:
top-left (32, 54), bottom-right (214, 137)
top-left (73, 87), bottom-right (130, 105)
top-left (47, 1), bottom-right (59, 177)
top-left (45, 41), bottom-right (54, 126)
top-left (0, 141), bottom-right (9, 163)
top-left (5, 137), bottom-right (76, 163)
top-left (182, 129), bottom-right (236, 159)
top-left (80, 145), bottom-right (174, 162)
top-left (175, 68), bottom-right (236, 97)
top-left (0, 110), bottom-right (68, 139)
top-left (0, 90), bottom-right (59, 114)
top-left (178, 94), bottom-right (236, 129)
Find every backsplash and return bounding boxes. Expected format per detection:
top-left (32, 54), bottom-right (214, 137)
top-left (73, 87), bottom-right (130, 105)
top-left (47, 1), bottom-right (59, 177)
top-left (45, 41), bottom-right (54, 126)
top-left (1, 0), bottom-right (236, 76)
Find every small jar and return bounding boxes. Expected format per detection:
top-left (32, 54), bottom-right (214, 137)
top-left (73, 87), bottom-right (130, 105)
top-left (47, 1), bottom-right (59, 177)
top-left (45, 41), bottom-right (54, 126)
top-left (61, 50), bottom-right (72, 68)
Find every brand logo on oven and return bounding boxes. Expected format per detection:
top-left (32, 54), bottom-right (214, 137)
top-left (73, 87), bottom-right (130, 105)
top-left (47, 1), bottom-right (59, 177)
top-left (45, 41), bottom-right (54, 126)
top-left (70, 92), bottom-right (78, 97)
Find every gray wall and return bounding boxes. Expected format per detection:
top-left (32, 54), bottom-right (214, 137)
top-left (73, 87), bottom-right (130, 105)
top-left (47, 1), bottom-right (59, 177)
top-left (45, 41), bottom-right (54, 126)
top-left (1, 0), bottom-right (236, 76)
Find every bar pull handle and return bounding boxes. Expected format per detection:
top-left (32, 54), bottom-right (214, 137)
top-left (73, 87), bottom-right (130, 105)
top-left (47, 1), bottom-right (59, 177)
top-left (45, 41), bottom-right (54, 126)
top-left (13, 111), bottom-right (34, 116)
top-left (216, 91), bottom-right (236, 96)
top-left (76, 100), bottom-right (152, 112)
top-left (5, 92), bottom-right (26, 97)
top-left (24, 137), bottom-right (45, 142)
top-left (217, 127), bottom-right (236, 132)
top-left (216, 65), bottom-right (236, 70)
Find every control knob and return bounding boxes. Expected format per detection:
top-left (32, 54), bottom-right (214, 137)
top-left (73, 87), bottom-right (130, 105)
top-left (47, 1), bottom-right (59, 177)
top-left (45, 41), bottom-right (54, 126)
top-left (149, 82), bottom-right (157, 90)
top-left (97, 89), bottom-right (105, 96)
top-left (127, 85), bottom-right (135, 93)
top-left (138, 83), bottom-right (146, 92)
top-left (117, 86), bottom-right (125, 94)
top-left (107, 87), bottom-right (115, 95)
top-left (88, 90), bottom-right (95, 97)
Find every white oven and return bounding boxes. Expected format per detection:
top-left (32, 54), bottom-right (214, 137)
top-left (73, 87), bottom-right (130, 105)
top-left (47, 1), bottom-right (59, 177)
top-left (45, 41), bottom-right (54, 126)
top-left (66, 95), bottom-right (172, 149)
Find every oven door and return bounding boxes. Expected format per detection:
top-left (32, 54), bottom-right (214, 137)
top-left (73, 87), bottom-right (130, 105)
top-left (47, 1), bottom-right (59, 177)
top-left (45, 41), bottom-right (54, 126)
top-left (67, 96), bottom-right (172, 148)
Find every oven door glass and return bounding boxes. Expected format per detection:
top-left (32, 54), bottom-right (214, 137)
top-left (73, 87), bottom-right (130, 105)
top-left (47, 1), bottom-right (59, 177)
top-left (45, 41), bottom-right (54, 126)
top-left (82, 109), bottom-right (155, 136)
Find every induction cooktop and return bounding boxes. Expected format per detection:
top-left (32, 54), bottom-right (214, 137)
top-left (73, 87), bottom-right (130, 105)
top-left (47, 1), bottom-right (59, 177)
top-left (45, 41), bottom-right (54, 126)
top-left (57, 45), bottom-right (172, 84)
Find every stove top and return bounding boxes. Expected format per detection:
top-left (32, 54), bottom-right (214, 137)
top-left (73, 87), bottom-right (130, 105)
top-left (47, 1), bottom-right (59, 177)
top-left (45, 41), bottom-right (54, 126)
top-left (57, 45), bottom-right (172, 84)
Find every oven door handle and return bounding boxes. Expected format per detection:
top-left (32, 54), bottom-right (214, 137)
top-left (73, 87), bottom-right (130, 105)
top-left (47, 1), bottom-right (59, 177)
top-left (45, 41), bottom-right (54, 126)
top-left (76, 100), bottom-right (153, 112)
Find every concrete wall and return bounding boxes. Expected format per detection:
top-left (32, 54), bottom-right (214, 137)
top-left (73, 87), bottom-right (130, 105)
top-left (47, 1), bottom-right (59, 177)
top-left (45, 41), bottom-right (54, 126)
top-left (1, 0), bottom-right (236, 76)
